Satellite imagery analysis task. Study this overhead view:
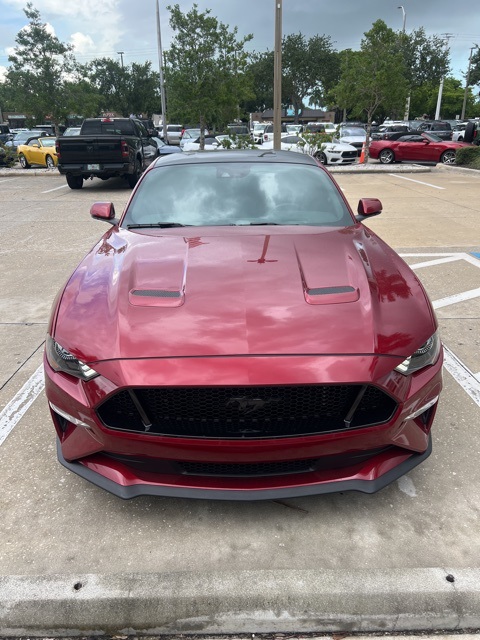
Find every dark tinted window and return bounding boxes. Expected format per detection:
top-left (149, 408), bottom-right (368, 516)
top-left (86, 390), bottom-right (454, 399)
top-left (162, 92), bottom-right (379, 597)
top-left (81, 119), bottom-right (135, 135)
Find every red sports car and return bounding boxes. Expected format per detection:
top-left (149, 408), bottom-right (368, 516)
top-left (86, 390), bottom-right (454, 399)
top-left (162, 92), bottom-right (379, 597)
top-left (44, 150), bottom-right (443, 500)
top-left (369, 132), bottom-right (470, 164)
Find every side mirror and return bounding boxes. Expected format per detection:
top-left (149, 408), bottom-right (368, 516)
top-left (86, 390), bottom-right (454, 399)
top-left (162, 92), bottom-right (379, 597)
top-left (355, 198), bottom-right (382, 222)
top-left (31, 142), bottom-right (39, 148)
top-left (90, 202), bottom-right (118, 225)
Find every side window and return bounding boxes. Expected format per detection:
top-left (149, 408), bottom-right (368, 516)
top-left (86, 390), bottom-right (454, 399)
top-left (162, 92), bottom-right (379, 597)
top-left (136, 121), bottom-right (148, 137)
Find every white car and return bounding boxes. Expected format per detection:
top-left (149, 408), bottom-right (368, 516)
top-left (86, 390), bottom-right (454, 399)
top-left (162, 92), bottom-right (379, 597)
top-left (182, 136), bottom-right (221, 152)
top-left (334, 126), bottom-right (367, 156)
top-left (251, 123), bottom-right (267, 143)
top-left (179, 128), bottom-right (203, 149)
top-left (260, 134), bottom-right (358, 165)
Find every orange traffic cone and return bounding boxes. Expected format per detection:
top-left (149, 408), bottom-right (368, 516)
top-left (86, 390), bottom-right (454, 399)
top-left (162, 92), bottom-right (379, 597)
top-left (359, 141), bottom-right (366, 164)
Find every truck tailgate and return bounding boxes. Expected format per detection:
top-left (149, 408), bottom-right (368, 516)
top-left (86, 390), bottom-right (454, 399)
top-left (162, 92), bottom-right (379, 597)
top-left (58, 136), bottom-right (125, 164)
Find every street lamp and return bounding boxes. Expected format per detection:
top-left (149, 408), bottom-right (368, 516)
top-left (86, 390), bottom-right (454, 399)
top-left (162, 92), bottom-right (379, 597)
top-left (397, 6), bottom-right (406, 32)
top-left (434, 34), bottom-right (453, 121)
top-left (117, 51), bottom-right (124, 68)
top-left (461, 45), bottom-right (478, 120)
top-left (156, 0), bottom-right (167, 141)
top-left (273, 0), bottom-right (282, 150)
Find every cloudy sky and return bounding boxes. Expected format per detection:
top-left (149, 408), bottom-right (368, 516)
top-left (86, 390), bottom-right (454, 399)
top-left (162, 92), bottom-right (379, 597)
top-left (1, 0), bottom-right (479, 84)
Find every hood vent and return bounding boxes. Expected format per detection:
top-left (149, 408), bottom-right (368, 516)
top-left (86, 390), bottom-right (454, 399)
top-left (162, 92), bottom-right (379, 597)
top-left (129, 289), bottom-right (184, 307)
top-left (305, 285), bottom-right (359, 305)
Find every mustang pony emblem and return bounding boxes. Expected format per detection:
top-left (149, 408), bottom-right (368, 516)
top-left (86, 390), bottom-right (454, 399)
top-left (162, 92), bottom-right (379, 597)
top-left (226, 397), bottom-right (281, 415)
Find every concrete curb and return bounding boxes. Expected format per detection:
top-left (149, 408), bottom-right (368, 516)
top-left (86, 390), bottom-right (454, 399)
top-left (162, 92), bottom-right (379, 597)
top-left (1, 568), bottom-right (480, 636)
top-left (0, 163), bottom-right (435, 178)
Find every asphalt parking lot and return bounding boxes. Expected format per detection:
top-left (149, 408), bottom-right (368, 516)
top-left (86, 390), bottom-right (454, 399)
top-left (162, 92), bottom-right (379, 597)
top-left (0, 165), bottom-right (479, 634)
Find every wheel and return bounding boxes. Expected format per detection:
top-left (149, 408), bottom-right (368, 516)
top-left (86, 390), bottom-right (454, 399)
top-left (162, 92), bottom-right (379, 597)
top-left (127, 158), bottom-right (142, 188)
top-left (457, 135), bottom-right (464, 141)
top-left (66, 174), bottom-right (83, 189)
top-left (45, 155), bottom-right (55, 168)
top-left (315, 151), bottom-right (328, 165)
top-left (463, 121), bottom-right (476, 143)
top-left (19, 153), bottom-right (30, 169)
top-left (379, 149), bottom-right (395, 164)
top-left (440, 150), bottom-right (456, 164)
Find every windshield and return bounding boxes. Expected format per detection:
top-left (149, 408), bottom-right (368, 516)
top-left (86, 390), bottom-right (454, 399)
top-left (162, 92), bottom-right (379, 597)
top-left (122, 161), bottom-right (353, 228)
top-left (424, 132), bottom-right (443, 143)
top-left (81, 120), bottom-right (135, 135)
top-left (340, 128), bottom-right (366, 137)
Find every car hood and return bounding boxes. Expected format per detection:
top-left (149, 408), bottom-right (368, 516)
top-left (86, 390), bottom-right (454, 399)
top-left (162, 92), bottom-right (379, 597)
top-left (54, 226), bottom-right (436, 363)
top-left (339, 135), bottom-right (366, 144)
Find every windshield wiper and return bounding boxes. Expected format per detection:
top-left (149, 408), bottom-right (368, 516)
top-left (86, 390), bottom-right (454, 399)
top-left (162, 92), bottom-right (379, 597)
top-left (127, 222), bottom-right (192, 229)
top-left (246, 222), bottom-right (280, 226)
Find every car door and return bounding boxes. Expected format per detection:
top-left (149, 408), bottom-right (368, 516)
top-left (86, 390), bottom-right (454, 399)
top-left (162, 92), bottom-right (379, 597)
top-left (393, 135), bottom-right (427, 161)
top-left (136, 121), bottom-right (157, 166)
top-left (27, 139), bottom-right (43, 165)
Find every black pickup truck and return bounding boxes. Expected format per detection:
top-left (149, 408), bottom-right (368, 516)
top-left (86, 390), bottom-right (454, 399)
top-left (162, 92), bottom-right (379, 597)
top-left (56, 117), bottom-right (158, 189)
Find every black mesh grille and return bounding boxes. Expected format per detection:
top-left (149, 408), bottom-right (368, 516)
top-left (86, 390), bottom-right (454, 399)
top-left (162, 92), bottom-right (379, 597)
top-left (97, 385), bottom-right (397, 439)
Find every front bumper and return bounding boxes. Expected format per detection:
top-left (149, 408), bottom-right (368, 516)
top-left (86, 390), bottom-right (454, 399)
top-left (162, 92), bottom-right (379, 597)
top-left (57, 436), bottom-right (432, 500)
top-left (45, 350), bottom-right (443, 501)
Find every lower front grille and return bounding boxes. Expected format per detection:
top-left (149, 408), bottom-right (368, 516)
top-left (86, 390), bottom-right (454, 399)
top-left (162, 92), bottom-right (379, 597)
top-left (97, 384), bottom-right (397, 439)
top-left (103, 446), bottom-right (393, 477)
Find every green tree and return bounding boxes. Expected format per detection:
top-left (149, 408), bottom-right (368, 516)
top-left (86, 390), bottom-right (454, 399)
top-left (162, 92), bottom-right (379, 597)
top-left (282, 33), bottom-right (339, 122)
top-left (5, 3), bottom-right (77, 134)
top-left (397, 27), bottom-right (450, 120)
top-left (334, 20), bottom-right (409, 160)
top-left (165, 3), bottom-right (253, 147)
top-left (410, 77), bottom-right (475, 120)
top-left (86, 58), bottom-right (160, 117)
top-left (467, 48), bottom-right (480, 92)
top-left (241, 51), bottom-right (275, 114)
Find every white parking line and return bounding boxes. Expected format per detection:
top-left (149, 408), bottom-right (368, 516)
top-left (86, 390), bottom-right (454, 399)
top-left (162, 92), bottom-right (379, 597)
top-left (433, 288), bottom-right (480, 309)
top-left (42, 184), bottom-right (68, 193)
top-left (0, 178), bottom-right (17, 184)
top-left (389, 174), bottom-right (445, 190)
top-left (443, 346), bottom-right (480, 407)
top-left (408, 256), bottom-right (463, 270)
top-left (0, 364), bottom-right (45, 447)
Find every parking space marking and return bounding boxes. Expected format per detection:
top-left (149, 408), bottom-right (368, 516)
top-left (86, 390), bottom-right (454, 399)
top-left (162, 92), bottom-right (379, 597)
top-left (407, 255), bottom-right (464, 270)
top-left (432, 287), bottom-right (480, 309)
top-left (0, 178), bottom-right (17, 184)
top-left (443, 346), bottom-right (480, 407)
top-left (0, 364), bottom-right (45, 447)
top-left (42, 184), bottom-right (68, 193)
top-left (389, 174), bottom-right (445, 190)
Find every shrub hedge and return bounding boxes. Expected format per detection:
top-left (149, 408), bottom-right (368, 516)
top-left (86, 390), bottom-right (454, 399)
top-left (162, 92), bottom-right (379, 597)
top-left (455, 145), bottom-right (480, 169)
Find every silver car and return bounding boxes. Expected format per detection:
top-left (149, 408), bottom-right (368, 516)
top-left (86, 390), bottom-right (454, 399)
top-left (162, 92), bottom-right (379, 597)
top-left (165, 124), bottom-right (183, 145)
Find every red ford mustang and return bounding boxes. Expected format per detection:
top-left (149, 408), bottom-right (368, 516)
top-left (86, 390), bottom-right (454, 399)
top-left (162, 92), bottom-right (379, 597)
top-left (44, 150), bottom-right (443, 500)
top-left (369, 132), bottom-right (470, 164)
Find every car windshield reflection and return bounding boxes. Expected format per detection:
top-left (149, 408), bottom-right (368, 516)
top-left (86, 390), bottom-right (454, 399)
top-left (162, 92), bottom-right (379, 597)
top-left (122, 161), bottom-right (354, 228)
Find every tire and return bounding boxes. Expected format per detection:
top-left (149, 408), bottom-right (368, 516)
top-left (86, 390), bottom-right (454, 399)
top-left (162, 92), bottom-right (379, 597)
top-left (66, 174), bottom-right (83, 189)
top-left (19, 153), bottom-right (30, 169)
top-left (457, 135), bottom-right (464, 142)
top-left (127, 158), bottom-right (141, 188)
top-left (463, 121), bottom-right (476, 143)
top-left (45, 155), bottom-right (55, 168)
top-left (379, 149), bottom-right (395, 164)
top-left (440, 150), bottom-right (456, 165)
top-left (315, 151), bottom-right (328, 165)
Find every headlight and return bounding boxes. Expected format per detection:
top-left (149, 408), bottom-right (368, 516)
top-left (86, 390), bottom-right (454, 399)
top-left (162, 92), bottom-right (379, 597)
top-left (395, 332), bottom-right (441, 375)
top-left (46, 335), bottom-right (99, 381)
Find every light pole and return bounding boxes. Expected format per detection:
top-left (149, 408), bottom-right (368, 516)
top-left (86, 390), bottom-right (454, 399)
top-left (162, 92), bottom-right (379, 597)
top-left (156, 0), bottom-right (167, 140)
top-left (435, 34), bottom-right (453, 121)
top-left (397, 5), bottom-right (406, 32)
top-left (397, 6), bottom-right (410, 120)
top-left (117, 51), bottom-right (124, 68)
top-left (461, 45), bottom-right (478, 120)
top-left (273, 0), bottom-right (282, 150)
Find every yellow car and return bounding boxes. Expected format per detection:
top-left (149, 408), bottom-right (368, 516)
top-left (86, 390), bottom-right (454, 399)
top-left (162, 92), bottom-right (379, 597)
top-left (17, 137), bottom-right (58, 169)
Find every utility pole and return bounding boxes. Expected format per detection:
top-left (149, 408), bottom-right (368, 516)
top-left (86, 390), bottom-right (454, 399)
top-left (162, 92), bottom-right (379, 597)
top-left (156, 0), bottom-right (168, 140)
top-left (117, 51), bottom-right (124, 68)
top-left (461, 45), bottom-right (478, 120)
top-left (398, 6), bottom-right (410, 121)
top-left (273, 0), bottom-right (282, 150)
top-left (435, 34), bottom-right (453, 120)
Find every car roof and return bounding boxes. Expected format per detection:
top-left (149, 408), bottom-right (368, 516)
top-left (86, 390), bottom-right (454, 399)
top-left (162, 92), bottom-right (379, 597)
top-left (150, 148), bottom-right (319, 168)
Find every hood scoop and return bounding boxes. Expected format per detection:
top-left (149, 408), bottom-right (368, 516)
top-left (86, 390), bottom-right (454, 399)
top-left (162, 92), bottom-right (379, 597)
top-left (129, 289), bottom-right (184, 307)
top-left (305, 285), bottom-right (359, 305)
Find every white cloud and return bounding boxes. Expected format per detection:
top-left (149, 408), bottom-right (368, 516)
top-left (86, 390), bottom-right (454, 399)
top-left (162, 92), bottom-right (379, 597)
top-left (70, 32), bottom-right (96, 55)
top-left (0, 65), bottom-right (7, 82)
